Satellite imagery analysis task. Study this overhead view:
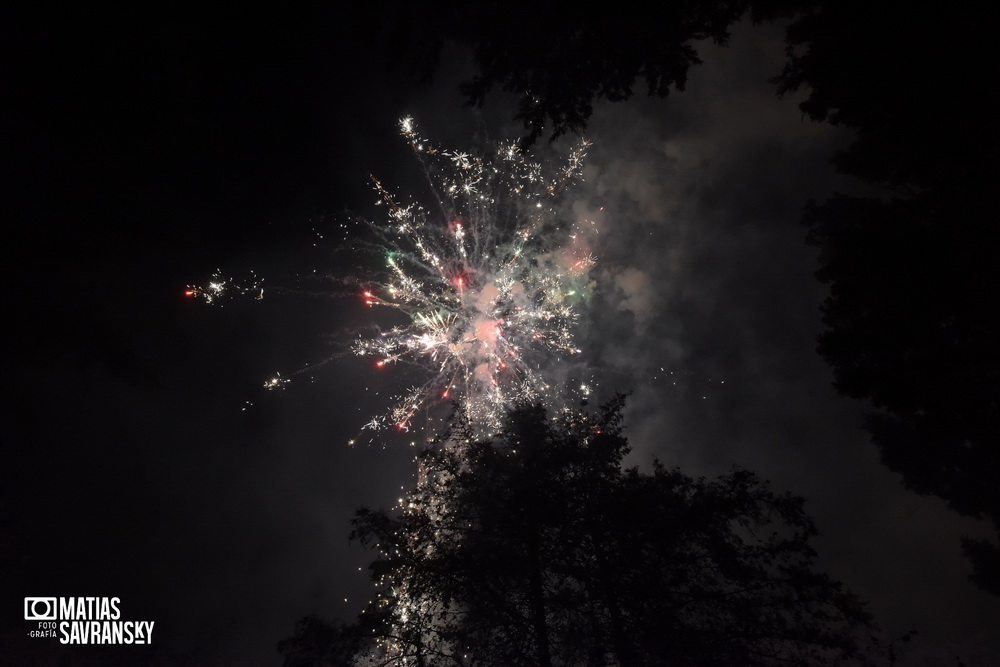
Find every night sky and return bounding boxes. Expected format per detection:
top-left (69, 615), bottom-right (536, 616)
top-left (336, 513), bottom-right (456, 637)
top-left (4, 5), bottom-right (999, 665)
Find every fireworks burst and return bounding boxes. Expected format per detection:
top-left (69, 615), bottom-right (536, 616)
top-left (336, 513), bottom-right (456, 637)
top-left (352, 118), bottom-right (595, 434)
top-left (186, 119), bottom-right (596, 437)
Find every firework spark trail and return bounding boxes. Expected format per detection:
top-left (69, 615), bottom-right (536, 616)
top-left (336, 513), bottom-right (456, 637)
top-left (352, 118), bottom-right (596, 435)
top-left (185, 269), bottom-right (264, 304)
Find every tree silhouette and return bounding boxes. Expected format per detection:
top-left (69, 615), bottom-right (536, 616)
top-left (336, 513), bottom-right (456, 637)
top-left (379, 0), bottom-right (804, 145)
top-left (278, 616), bottom-right (366, 667)
top-left (773, 3), bottom-right (1000, 594)
top-left (343, 400), bottom-right (871, 665)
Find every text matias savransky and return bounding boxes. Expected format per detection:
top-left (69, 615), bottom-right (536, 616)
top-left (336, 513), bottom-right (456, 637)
top-left (24, 596), bottom-right (155, 645)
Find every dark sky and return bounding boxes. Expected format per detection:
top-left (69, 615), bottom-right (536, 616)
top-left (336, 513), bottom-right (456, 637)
top-left (4, 6), bottom-right (999, 665)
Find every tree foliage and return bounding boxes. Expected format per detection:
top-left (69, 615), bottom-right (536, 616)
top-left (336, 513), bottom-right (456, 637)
top-left (773, 3), bottom-right (1000, 593)
top-left (345, 400), bottom-right (871, 665)
top-left (381, 0), bottom-right (806, 145)
top-left (278, 616), bottom-right (366, 667)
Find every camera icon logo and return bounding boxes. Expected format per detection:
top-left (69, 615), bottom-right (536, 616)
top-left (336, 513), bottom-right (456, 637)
top-left (24, 597), bottom-right (57, 621)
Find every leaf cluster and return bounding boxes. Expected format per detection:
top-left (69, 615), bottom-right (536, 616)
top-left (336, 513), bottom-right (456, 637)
top-left (380, 0), bottom-right (808, 145)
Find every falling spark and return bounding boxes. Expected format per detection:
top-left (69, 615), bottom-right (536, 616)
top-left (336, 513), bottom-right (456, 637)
top-left (263, 373), bottom-right (290, 390)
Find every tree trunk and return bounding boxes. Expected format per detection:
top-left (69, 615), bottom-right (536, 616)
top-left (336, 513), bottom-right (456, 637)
top-left (526, 525), bottom-right (552, 667)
